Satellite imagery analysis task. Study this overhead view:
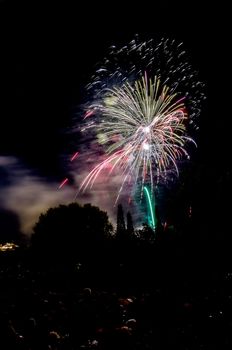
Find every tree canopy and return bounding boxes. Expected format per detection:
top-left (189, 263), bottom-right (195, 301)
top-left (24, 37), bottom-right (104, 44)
top-left (31, 203), bottom-right (113, 259)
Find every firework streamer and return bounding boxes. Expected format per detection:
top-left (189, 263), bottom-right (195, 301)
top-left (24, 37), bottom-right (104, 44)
top-left (144, 186), bottom-right (156, 229)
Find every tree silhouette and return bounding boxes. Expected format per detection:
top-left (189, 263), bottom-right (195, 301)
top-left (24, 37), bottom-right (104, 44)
top-left (116, 204), bottom-right (126, 239)
top-left (126, 211), bottom-right (134, 236)
top-left (31, 203), bottom-right (113, 261)
top-left (137, 223), bottom-right (155, 242)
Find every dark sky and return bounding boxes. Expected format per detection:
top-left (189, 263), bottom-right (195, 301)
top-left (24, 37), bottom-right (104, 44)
top-left (0, 1), bottom-right (230, 175)
top-left (0, 1), bottom-right (231, 233)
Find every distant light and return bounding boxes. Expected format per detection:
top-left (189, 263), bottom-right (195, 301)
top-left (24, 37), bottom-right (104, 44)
top-left (0, 242), bottom-right (19, 252)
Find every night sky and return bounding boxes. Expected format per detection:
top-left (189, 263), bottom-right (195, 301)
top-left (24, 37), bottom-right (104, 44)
top-left (0, 1), bottom-right (231, 234)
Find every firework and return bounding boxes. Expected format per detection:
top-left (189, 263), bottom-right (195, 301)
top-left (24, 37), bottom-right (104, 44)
top-left (78, 37), bottom-right (204, 204)
top-left (58, 177), bottom-right (69, 189)
top-left (144, 186), bottom-right (156, 229)
top-left (70, 152), bottom-right (79, 162)
top-left (80, 74), bottom-right (196, 200)
top-left (87, 37), bottom-right (205, 126)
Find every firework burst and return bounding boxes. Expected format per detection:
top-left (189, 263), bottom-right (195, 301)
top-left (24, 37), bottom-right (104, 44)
top-left (79, 73), bottom-right (196, 201)
top-left (78, 37), bottom-right (204, 203)
top-left (87, 37), bottom-right (205, 126)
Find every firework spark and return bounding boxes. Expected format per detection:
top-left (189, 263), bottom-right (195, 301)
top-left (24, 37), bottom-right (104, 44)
top-left (87, 37), bottom-right (205, 126)
top-left (59, 177), bottom-right (69, 189)
top-left (70, 152), bottom-right (79, 162)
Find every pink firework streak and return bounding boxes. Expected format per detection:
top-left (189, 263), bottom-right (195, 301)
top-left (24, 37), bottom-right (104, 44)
top-left (83, 110), bottom-right (94, 119)
top-left (58, 152), bottom-right (80, 190)
top-left (70, 151), bottom-right (79, 161)
top-left (58, 177), bottom-right (69, 189)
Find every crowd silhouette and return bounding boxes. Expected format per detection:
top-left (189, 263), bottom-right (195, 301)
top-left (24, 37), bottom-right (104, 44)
top-left (1, 194), bottom-right (232, 349)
